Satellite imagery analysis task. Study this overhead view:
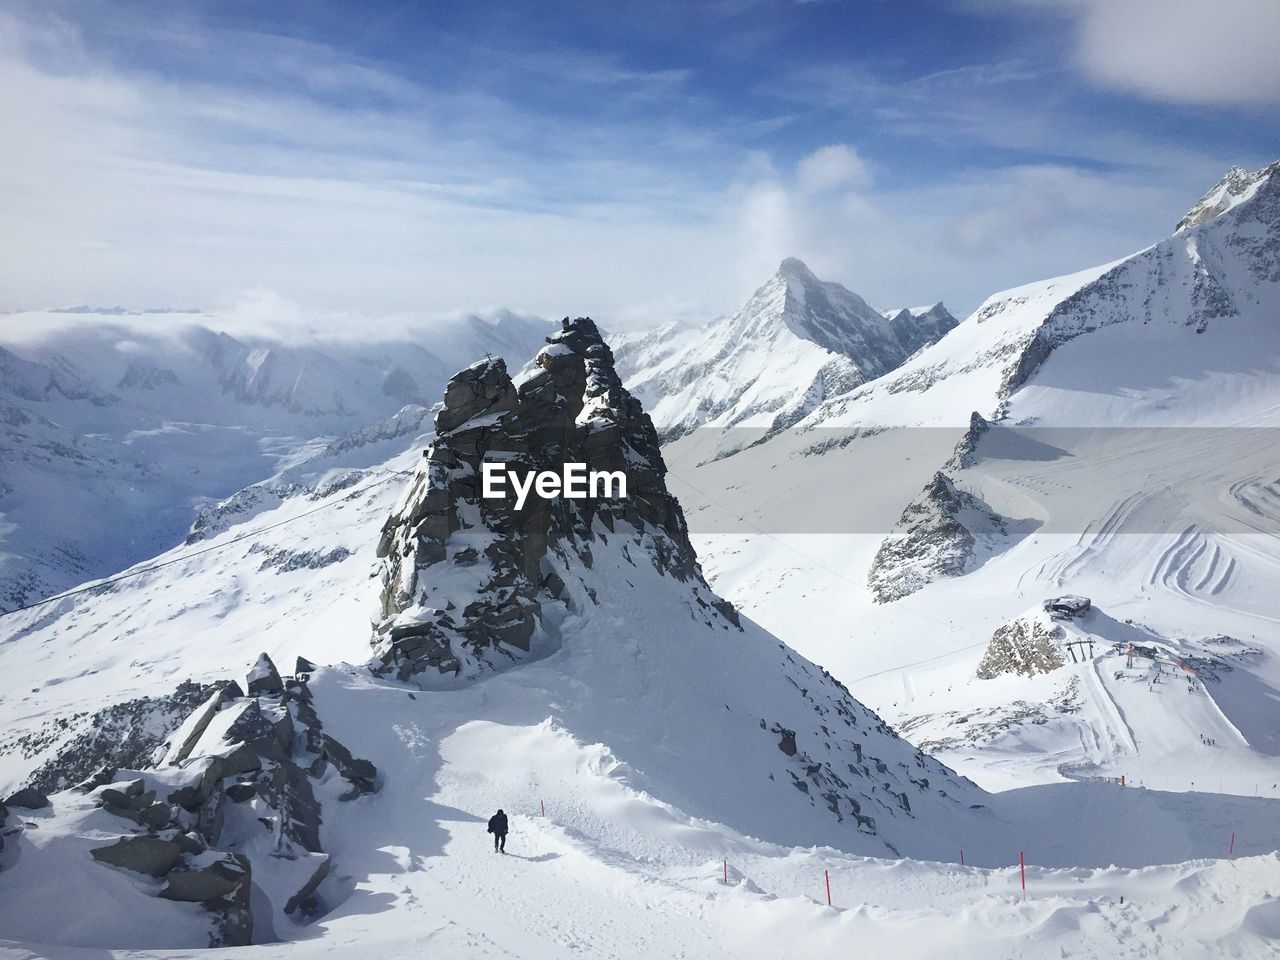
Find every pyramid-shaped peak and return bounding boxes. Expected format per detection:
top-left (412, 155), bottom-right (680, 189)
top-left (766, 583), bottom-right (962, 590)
top-left (1176, 158), bottom-right (1280, 233)
top-left (777, 257), bottom-right (819, 282)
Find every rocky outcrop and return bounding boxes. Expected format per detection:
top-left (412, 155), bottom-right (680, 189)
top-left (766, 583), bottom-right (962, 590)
top-left (72, 653), bottom-right (377, 947)
top-left (946, 411), bottom-right (990, 471)
top-left (13, 680), bottom-right (219, 795)
top-left (91, 836), bottom-right (183, 876)
top-left (868, 472), bottom-right (1008, 603)
top-left (977, 613), bottom-right (1066, 679)
top-left (4, 787), bottom-right (49, 810)
top-left (373, 317), bottom-right (738, 683)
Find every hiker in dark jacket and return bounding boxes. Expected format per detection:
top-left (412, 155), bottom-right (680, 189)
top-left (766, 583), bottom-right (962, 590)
top-left (487, 809), bottom-right (509, 853)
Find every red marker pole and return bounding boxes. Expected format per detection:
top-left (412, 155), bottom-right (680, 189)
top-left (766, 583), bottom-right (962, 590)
top-left (723, 859), bottom-right (728, 884)
top-left (825, 869), bottom-right (832, 906)
top-left (540, 799), bottom-right (545, 817)
top-left (1229, 832), bottom-right (1236, 858)
top-left (1020, 851), bottom-right (1026, 900)
top-left (960, 849), bottom-right (964, 866)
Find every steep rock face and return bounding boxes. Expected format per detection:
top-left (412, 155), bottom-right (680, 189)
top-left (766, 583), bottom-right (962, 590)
top-left (613, 259), bottom-right (956, 441)
top-left (373, 317), bottom-right (736, 682)
top-left (883, 303), bottom-right (961, 358)
top-left (868, 471), bottom-right (1009, 603)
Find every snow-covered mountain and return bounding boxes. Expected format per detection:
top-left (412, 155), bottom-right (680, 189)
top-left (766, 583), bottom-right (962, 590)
top-left (5, 162), bottom-right (1280, 959)
top-left (675, 158), bottom-right (1280, 801)
top-left (5, 316), bottom-right (1274, 957)
top-left (612, 258), bottom-right (956, 443)
top-left (0, 310), bottom-right (549, 611)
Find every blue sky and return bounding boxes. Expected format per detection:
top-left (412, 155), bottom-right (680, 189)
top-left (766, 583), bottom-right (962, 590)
top-left (2, 0), bottom-right (1278, 328)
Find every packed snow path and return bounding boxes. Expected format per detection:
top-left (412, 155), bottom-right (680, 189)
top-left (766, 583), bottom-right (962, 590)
top-left (6, 663), bottom-right (1279, 959)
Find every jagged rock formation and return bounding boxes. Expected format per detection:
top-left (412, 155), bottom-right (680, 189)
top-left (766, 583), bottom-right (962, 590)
top-left (0, 653), bottom-right (380, 945)
top-left (868, 471), bottom-right (1009, 603)
top-left (883, 303), bottom-right (960, 358)
top-left (977, 612), bottom-right (1067, 679)
top-left (946, 411), bottom-right (990, 470)
top-left (373, 317), bottom-right (737, 682)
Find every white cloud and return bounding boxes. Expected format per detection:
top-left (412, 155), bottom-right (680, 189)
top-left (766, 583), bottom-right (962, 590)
top-left (796, 144), bottom-right (871, 193)
top-left (1073, 0), bottom-right (1280, 105)
top-left (981, 0), bottom-right (1280, 106)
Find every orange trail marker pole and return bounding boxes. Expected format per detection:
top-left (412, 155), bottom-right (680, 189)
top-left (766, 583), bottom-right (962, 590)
top-left (960, 849), bottom-right (964, 866)
top-left (825, 869), bottom-right (832, 906)
top-left (540, 799), bottom-right (545, 817)
top-left (1229, 831), bottom-right (1235, 858)
top-left (1020, 851), bottom-right (1026, 900)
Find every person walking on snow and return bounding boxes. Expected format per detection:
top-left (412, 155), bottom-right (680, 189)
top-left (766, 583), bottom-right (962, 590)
top-left (488, 809), bottom-right (509, 853)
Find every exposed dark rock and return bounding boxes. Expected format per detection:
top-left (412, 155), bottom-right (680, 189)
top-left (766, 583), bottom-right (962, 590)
top-left (4, 787), bottom-right (48, 810)
top-left (225, 701), bottom-right (292, 764)
top-left (319, 734), bottom-right (378, 799)
top-left (206, 854), bottom-right (253, 948)
top-left (373, 318), bottom-right (737, 682)
top-left (197, 782), bottom-right (226, 846)
top-left (947, 411), bottom-right (990, 470)
top-left (284, 854), bottom-right (332, 915)
top-left (245, 653), bottom-right (283, 696)
top-left (775, 726), bottom-right (798, 757)
top-left (91, 836), bottom-right (182, 877)
top-left (19, 680), bottom-right (218, 793)
top-left (259, 759), bottom-right (323, 853)
top-left (160, 856), bottom-right (246, 902)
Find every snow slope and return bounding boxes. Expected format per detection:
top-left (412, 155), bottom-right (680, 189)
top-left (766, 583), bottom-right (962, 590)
top-left (0, 309), bottom-right (549, 611)
top-left (674, 159), bottom-right (1280, 802)
top-left (7, 312), bottom-right (1280, 958)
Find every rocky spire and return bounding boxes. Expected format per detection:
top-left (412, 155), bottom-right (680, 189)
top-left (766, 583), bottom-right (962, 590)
top-left (372, 317), bottom-right (737, 683)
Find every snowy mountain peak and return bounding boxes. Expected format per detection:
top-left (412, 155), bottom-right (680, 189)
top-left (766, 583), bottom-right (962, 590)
top-left (613, 261), bottom-right (956, 441)
top-left (775, 255), bottom-right (819, 282)
top-left (1176, 158), bottom-right (1280, 233)
top-left (373, 316), bottom-right (734, 683)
